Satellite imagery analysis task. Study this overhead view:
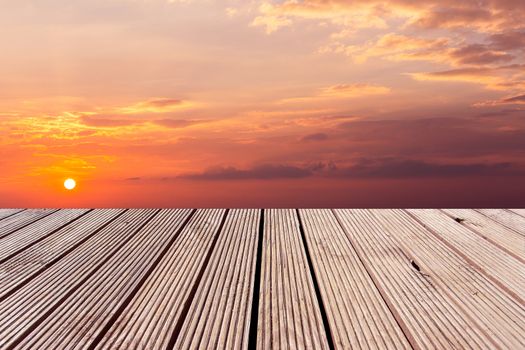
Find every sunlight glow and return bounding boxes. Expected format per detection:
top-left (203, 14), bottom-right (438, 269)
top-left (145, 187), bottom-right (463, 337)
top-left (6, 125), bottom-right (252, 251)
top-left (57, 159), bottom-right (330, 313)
top-left (64, 178), bottom-right (77, 191)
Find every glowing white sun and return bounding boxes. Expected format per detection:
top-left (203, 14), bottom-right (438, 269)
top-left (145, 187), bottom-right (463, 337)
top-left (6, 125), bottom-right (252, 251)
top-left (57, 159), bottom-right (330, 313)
top-left (64, 178), bottom-right (76, 190)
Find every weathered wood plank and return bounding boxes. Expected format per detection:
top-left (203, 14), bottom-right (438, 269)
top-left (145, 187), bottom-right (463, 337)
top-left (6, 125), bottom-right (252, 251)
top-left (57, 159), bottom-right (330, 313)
top-left (442, 209), bottom-right (525, 260)
top-left (0, 209), bottom-right (24, 221)
top-left (510, 209), bottom-right (525, 217)
top-left (0, 209), bottom-right (158, 349)
top-left (299, 209), bottom-right (411, 350)
top-left (0, 208), bottom-right (522, 348)
top-left (96, 209), bottom-right (226, 349)
top-left (335, 209), bottom-right (496, 349)
top-left (176, 209), bottom-right (260, 349)
top-left (16, 209), bottom-right (193, 349)
top-left (0, 209), bottom-right (57, 239)
top-left (476, 209), bottom-right (525, 235)
top-left (377, 209), bottom-right (525, 348)
top-left (0, 209), bottom-right (89, 262)
top-left (408, 209), bottom-right (525, 302)
top-left (0, 209), bottom-right (125, 299)
top-left (257, 209), bottom-right (330, 350)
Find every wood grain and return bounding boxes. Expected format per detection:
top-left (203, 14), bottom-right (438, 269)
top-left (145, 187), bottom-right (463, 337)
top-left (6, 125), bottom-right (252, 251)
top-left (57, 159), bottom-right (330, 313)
top-left (0, 208), bottom-right (523, 349)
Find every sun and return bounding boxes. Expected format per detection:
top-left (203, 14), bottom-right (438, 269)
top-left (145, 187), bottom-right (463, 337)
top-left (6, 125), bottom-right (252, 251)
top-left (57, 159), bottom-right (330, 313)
top-left (64, 178), bottom-right (77, 190)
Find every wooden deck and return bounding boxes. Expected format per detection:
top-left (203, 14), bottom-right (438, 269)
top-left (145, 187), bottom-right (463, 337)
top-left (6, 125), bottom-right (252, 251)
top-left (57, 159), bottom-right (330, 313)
top-left (0, 209), bottom-right (523, 349)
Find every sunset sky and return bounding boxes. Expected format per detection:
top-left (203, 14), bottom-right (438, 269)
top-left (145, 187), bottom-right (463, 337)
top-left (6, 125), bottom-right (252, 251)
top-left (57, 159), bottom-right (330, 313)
top-left (1, 0), bottom-right (524, 207)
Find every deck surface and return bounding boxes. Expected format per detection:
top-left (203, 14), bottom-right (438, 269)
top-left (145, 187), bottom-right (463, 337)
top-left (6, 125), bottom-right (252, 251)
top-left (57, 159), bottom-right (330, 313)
top-left (0, 209), bottom-right (523, 349)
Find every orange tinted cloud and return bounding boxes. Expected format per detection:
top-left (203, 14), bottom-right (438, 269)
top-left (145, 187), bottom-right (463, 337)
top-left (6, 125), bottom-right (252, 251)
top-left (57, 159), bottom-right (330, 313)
top-left (321, 84), bottom-right (391, 97)
top-left (255, 0), bottom-right (524, 93)
top-left (337, 33), bottom-right (449, 63)
top-left (476, 93), bottom-right (525, 106)
top-left (253, 0), bottom-right (525, 33)
top-left (279, 83), bottom-right (391, 105)
top-left (120, 98), bottom-right (194, 113)
top-left (411, 64), bottom-right (525, 90)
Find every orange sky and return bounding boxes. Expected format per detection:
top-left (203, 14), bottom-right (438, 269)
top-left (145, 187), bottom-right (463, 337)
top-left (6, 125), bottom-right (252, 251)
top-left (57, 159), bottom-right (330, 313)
top-left (1, 0), bottom-right (524, 207)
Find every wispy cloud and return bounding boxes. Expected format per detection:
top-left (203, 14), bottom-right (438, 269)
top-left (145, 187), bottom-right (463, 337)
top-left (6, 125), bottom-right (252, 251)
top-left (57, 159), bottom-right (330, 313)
top-left (118, 98), bottom-right (195, 114)
top-left (410, 64), bottom-right (525, 90)
top-left (279, 83), bottom-right (390, 105)
top-left (180, 164), bottom-right (313, 180)
top-left (301, 132), bottom-right (329, 142)
top-left (475, 93), bottom-right (525, 106)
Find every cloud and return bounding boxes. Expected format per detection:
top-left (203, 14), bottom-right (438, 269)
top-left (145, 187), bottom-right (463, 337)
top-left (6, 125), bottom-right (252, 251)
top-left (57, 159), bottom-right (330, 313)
top-left (301, 132), bottom-right (329, 142)
top-left (79, 115), bottom-right (208, 129)
top-left (79, 115), bottom-right (143, 127)
top-left (180, 164), bottom-right (313, 180)
top-left (477, 93), bottom-right (525, 106)
top-left (410, 7), bottom-right (494, 30)
top-left (336, 116), bottom-right (525, 158)
top-left (340, 33), bottom-right (449, 64)
top-left (320, 83), bottom-right (390, 97)
top-left (502, 94), bottom-right (525, 103)
top-left (337, 33), bottom-right (518, 67)
top-left (142, 98), bottom-right (183, 108)
top-left (280, 83), bottom-right (390, 105)
top-left (412, 66), bottom-right (500, 81)
top-left (251, 3), bottom-right (292, 34)
top-left (76, 97), bottom-right (200, 129)
top-left (125, 177), bottom-right (142, 181)
top-left (225, 7), bottom-right (239, 18)
top-left (153, 118), bottom-right (209, 128)
top-left (251, 1), bottom-right (391, 34)
top-left (449, 44), bottom-right (514, 65)
top-left (252, 1), bottom-right (525, 34)
top-left (252, 1), bottom-right (524, 94)
top-left (119, 98), bottom-right (193, 114)
top-left (489, 30), bottom-right (525, 50)
top-left (333, 158), bottom-right (523, 178)
top-left (410, 64), bottom-right (525, 90)
top-left (179, 158), bottom-right (524, 181)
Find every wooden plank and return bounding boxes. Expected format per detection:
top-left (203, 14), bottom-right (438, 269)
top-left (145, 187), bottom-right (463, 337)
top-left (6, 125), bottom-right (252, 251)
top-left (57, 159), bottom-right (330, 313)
top-left (442, 209), bottom-right (525, 260)
top-left (0, 209), bottom-right (57, 239)
top-left (0, 209), bottom-right (158, 349)
top-left (0, 207), bottom-right (522, 348)
top-left (299, 209), bottom-right (411, 349)
top-left (16, 209), bottom-right (194, 349)
top-left (408, 209), bottom-right (525, 303)
top-left (256, 209), bottom-right (329, 350)
top-left (0, 209), bottom-right (125, 299)
top-left (476, 209), bottom-right (525, 235)
top-left (375, 209), bottom-right (525, 348)
top-left (0, 209), bottom-right (24, 221)
top-left (510, 209), bottom-right (525, 217)
top-left (0, 209), bottom-right (89, 262)
top-left (335, 209), bottom-right (496, 349)
top-left (96, 209), bottom-right (226, 349)
top-left (175, 209), bottom-right (260, 349)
